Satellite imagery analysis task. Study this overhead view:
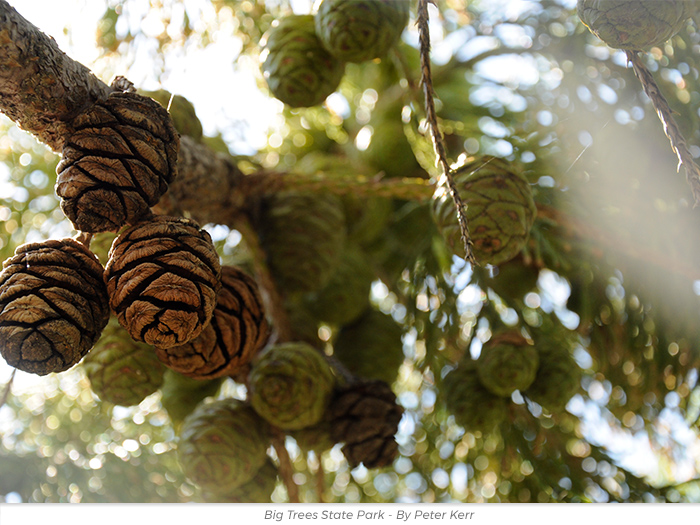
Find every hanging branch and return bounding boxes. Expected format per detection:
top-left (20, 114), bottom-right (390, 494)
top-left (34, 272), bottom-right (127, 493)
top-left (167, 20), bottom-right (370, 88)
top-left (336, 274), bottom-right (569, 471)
top-left (626, 50), bottom-right (700, 206)
top-left (241, 170), bottom-right (434, 202)
top-left (416, 0), bottom-right (476, 265)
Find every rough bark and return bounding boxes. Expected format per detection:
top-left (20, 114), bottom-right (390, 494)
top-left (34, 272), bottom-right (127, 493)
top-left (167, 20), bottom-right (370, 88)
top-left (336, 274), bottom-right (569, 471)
top-left (153, 136), bottom-right (247, 225)
top-left (0, 0), bottom-right (111, 151)
top-left (0, 0), bottom-right (246, 228)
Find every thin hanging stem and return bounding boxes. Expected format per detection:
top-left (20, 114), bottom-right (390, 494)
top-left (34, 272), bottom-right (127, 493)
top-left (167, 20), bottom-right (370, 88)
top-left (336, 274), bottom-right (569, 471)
top-left (271, 428), bottom-right (300, 503)
top-left (233, 216), bottom-right (292, 343)
top-left (626, 50), bottom-right (700, 205)
top-left (313, 454), bottom-right (326, 503)
top-left (0, 369), bottom-right (16, 408)
top-left (417, 0), bottom-right (477, 264)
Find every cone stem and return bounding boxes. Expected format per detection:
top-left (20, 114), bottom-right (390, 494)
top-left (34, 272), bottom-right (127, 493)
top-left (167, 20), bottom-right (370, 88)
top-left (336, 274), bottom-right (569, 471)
top-left (233, 216), bottom-right (292, 343)
top-left (417, 0), bottom-right (476, 264)
top-left (626, 50), bottom-right (700, 205)
top-left (314, 456), bottom-right (326, 503)
top-left (271, 428), bottom-right (300, 503)
top-left (0, 369), bottom-right (16, 408)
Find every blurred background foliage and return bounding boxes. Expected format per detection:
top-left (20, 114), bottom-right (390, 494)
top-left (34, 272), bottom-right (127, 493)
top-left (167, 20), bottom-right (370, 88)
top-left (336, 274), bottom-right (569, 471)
top-left (2, 0), bottom-right (700, 503)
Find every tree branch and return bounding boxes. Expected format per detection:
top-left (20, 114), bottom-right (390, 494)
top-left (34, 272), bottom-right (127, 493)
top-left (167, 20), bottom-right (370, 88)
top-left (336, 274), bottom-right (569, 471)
top-left (239, 170), bottom-right (435, 202)
top-left (0, 0), bottom-right (111, 151)
top-left (0, 0), bottom-right (247, 227)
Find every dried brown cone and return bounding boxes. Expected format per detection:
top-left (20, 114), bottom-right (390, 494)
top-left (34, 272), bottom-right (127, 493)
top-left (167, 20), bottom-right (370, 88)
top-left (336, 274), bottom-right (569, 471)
top-left (55, 91), bottom-right (179, 233)
top-left (103, 216), bottom-right (221, 349)
top-left (0, 238), bottom-right (110, 375)
top-left (155, 265), bottom-right (269, 380)
top-left (329, 379), bottom-right (403, 469)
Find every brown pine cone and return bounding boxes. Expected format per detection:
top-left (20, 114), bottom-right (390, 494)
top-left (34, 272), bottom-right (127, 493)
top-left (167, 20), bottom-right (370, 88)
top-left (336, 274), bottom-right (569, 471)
top-left (56, 91), bottom-right (179, 233)
top-left (0, 238), bottom-right (110, 375)
top-left (103, 216), bottom-right (221, 349)
top-left (155, 265), bottom-right (269, 379)
top-left (329, 379), bottom-right (403, 469)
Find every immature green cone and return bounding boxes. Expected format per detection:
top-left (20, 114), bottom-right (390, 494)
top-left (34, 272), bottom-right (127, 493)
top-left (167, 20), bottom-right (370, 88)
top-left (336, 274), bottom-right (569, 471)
top-left (249, 342), bottom-right (335, 430)
top-left (140, 89), bottom-right (204, 141)
top-left (333, 308), bottom-right (404, 385)
top-left (262, 15), bottom-right (345, 107)
top-left (476, 256), bottom-right (540, 301)
top-left (305, 244), bottom-right (374, 326)
top-left (315, 0), bottom-right (410, 63)
top-left (291, 419), bottom-right (336, 454)
top-left (82, 317), bottom-right (165, 406)
top-left (160, 369), bottom-right (223, 431)
top-left (525, 339), bottom-right (582, 412)
top-left (362, 113), bottom-right (423, 180)
top-left (365, 201), bottom-right (438, 286)
top-left (295, 152), bottom-right (392, 246)
top-left (432, 156), bottom-right (536, 266)
top-left (201, 459), bottom-right (278, 503)
top-left (343, 194), bottom-right (393, 247)
top-left (577, 0), bottom-right (691, 50)
top-left (477, 331), bottom-right (539, 398)
top-left (284, 297), bottom-right (324, 349)
top-left (442, 360), bottom-right (508, 433)
top-left (258, 192), bottom-right (346, 294)
top-left (178, 398), bottom-right (270, 493)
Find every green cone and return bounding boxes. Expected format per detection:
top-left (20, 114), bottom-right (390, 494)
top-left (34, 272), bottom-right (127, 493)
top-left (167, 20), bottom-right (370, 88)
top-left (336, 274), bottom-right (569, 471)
top-left (249, 342), bottom-right (335, 430)
top-left (577, 0), bottom-right (691, 50)
top-left (291, 420), bottom-right (336, 454)
top-left (332, 308), bottom-right (404, 385)
top-left (258, 191), bottom-right (346, 294)
top-left (201, 459), bottom-right (278, 503)
top-left (525, 339), bottom-right (582, 412)
top-left (160, 369), bottom-right (224, 431)
top-left (262, 15), bottom-right (346, 107)
top-left (295, 151), bottom-right (393, 246)
top-left (442, 359), bottom-right (508, 433)
top-left (140, 89), bottom-right (203, 141)
top-left (361, 112), bottom-right (423, 180)
top-left (343, 194), bottom-right (393, 247)
top-left (305, 243), bottom-right (374, 326)
top-left (284, 297), bottom-right (324, 349)
top-left (477, 331), bottom-right (539, 398)
top-left (178, 398), bottom-right (270, 493)
top-left (315, 0), bottom-right (410, 63)
top-left (82, 317), bottom-right (164, 406)
top-left (432, 156), bottom-right (536, 266)
top-left (476, 256), bottom-right (540, 300)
